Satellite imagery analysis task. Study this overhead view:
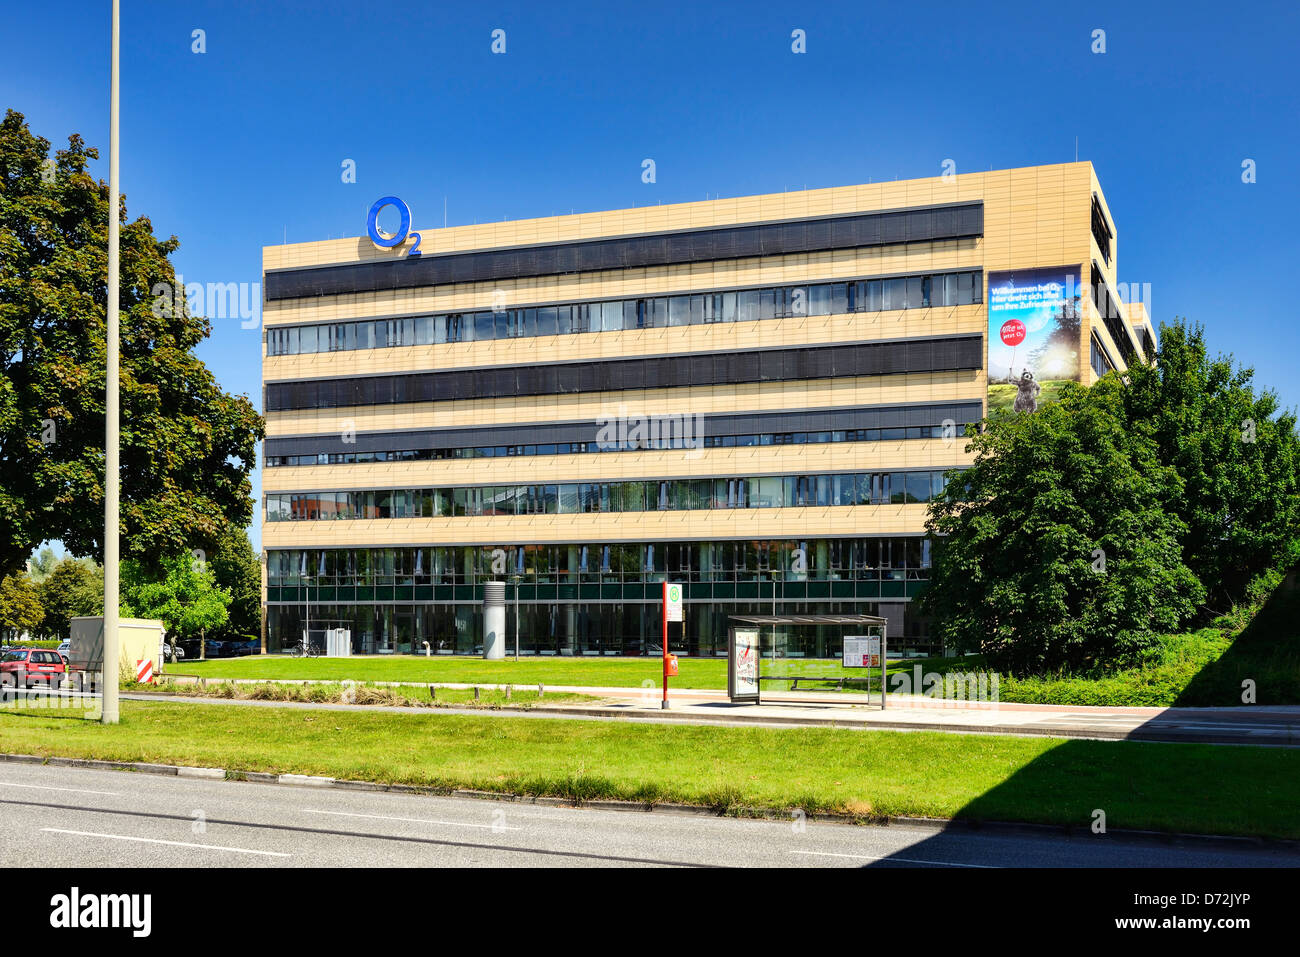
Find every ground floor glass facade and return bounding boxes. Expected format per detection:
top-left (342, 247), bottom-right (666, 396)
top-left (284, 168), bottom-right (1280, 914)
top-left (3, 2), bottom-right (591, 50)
top-left (265, 599), bottom-right (933, 659)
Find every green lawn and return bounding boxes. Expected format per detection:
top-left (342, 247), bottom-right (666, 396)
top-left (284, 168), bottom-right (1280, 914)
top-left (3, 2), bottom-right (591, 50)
top-left (170, 655), bottom-right (967, 691)
top-left (171, 653), bottom-right (943, 691)
top-left (0, 699), bottom-right (1296, 839)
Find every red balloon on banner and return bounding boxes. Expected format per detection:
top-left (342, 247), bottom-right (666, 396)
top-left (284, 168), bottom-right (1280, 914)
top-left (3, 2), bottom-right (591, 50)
top-left (1000, 319), bottom-right (1026, 346)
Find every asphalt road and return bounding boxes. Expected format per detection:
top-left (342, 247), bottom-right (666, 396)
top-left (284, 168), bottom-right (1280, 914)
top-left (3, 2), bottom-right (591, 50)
top-left (0, 762), bottom-right (1296, 868)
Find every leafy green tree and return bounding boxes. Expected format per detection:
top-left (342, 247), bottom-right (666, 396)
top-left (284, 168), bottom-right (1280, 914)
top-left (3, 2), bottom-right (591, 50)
top-left (0, 109), bottom-right (264, 579)
top-left (921, 379), bottom-right (1204, 674)
top-left (122, 552), bottom-right (230, 659)
top-left (36, 556), bottom-right (102, 640)
top-left (27, 545), bottom-right (58, 583)
top-left (1122, 322), bottom-right (1300, 609)
top-left (0, 573), bottom-right (43, 642)
top-left (207, 524), bottom-right (260, 639)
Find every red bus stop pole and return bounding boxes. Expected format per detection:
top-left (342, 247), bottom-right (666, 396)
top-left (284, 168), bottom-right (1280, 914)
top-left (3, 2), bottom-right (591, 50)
top-left (662, 581), bottom-right (669, 709)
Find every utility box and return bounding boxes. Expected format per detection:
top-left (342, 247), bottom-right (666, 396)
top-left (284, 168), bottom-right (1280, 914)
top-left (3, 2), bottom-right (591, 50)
top-left (69, 617), bottom-right (168, 676)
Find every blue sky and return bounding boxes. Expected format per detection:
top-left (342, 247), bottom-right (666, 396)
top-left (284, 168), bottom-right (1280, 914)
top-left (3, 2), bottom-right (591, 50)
top-left (4, 0), bottom-right (1298, 551)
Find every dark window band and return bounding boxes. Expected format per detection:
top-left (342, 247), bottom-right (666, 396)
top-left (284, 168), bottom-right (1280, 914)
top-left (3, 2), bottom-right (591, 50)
top-left (1091, 263), bottom-right (1141, 362)
top-left (265, 203), bottom-right (984, 301)
top-left (264, 336), bottom-right (984, 412)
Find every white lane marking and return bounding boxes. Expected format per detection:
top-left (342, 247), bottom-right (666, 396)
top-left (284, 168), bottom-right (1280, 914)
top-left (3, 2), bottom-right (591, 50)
top-left (304, 808), bottom-right (520, 830)
top-left (0, 781), bottom-right (120, 796)
top-left (41, 828), bottom-right (290, 858)
top-left (791, 849), bottom-right (993, 868)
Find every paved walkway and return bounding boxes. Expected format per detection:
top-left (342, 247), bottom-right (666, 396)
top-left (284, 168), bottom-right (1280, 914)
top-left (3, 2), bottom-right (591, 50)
top-left (128, 679), bottom-right (1300, 746)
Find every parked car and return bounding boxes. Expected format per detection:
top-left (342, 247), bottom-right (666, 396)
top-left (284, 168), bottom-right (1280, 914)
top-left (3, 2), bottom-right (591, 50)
top-left (0, 648), bottom-right (67, 689)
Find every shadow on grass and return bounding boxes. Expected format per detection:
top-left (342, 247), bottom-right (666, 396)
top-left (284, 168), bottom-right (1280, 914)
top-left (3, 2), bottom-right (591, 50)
top-left (1172, 568), bottom-right (1300, 707)
top-left (863, 732), bottom-right (1300, 867)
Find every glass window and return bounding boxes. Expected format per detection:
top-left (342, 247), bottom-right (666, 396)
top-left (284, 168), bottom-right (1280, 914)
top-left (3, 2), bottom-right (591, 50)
top-left (537, 306), bottom-right (558, 336)
top-left (957, 272), bottom-right (975, 305)
top-left (906, 472), bottom-right (932, 503)
top-left (831, 283), bottom-right (848, 314)
top-left (904, 276), bottom-right (924, 309)
top-left (882, 278), bottom-right (905, 311)
top-left (555, 304), bottom-right (573, 335)
top-left (809, 284), bottom-right (832, 316)
top-left (720, 292), bottom-right (737, 323)
top-left (865, 280), bottom-right (882, 312)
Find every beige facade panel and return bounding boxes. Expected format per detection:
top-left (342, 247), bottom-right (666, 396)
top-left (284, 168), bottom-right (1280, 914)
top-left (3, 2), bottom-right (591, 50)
top-left (261, 504), bottom-right (936, 549)
top-left (265, 371), bottom-right (986, 438)
top-left (263, 439), bottom-right (976, 493)
top-left (263, 240), bottom-right (985, 329)
top-left (263, 163), bottom-right (1094, 275)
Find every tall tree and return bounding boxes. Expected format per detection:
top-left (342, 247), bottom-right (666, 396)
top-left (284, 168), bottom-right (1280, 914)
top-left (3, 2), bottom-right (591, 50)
top-left (1122, 321), bottom-right (1300, 608)
top-left (207, 523), bottom-right (260, 638)
top-left (36, 556), bottom-right (102, 641)
top-left (920, 379), bottom-right (1204, 674)
top-left (0, 573), bottom-right (43, 643)
top-left (121, 552), bottom-right (230, 657)
top-left (27, 545), bottom-right (58, 582)
top-left (0, 109), bottom-right (264, 578)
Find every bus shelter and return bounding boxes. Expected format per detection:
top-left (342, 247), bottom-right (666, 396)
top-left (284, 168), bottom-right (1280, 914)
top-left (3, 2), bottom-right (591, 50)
top-left (727, 614), bottom-right (888, 708)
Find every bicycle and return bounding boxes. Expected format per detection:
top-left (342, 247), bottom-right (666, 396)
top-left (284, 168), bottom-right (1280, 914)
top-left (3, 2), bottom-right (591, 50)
top-left (291, 638), bottom-right (321, 658)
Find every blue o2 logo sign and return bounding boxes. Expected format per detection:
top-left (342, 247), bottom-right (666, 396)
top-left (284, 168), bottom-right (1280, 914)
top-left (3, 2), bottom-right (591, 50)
top-left (366, 196), bottom-right (421, 256)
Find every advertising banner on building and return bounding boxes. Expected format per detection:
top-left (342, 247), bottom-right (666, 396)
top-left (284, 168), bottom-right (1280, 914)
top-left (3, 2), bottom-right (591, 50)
top-left (987, 267), bottom-right (1082, 413)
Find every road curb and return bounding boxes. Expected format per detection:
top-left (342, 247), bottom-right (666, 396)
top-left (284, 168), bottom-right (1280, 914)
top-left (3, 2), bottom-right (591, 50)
top-left (176, 766), bottom-right (226, 779)
top-left (1, 750), bottom-right (1295, 853)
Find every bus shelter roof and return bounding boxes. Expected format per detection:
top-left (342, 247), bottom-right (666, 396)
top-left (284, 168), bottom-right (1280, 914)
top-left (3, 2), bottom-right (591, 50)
top-left (727, 614), bottom-right (887, 625)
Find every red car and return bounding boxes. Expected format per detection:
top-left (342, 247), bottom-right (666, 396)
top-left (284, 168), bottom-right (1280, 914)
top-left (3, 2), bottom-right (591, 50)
top-left (0, 648), bottom-right (66, 689)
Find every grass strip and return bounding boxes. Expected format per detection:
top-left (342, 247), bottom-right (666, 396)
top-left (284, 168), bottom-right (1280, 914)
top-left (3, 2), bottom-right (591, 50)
top-left (1, 699), bottom-right (1296, 840)
top-left (128, 679), bottom-right (592, 709)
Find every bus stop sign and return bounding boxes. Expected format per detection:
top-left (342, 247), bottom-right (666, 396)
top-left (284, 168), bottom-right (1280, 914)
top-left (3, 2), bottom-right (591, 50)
top-left (842, 635), bottom-right (880, 668)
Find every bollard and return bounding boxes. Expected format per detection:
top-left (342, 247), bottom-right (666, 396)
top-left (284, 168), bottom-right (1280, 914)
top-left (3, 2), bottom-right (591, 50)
top-left (429, 684), bottom-right (436, 702)
top-left (473, 686), bottom-right (480, 701)
top-left (505, 684), bottom-right (512, 701)
top-left (423, 641), bottom-right (431, 658)
top-left (538, 683), bottom-right (544, 699)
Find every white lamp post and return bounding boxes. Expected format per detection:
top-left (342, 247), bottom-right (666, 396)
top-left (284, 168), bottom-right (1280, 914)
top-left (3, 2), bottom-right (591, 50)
top-left (101, 0), bottom-right (121, 724)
